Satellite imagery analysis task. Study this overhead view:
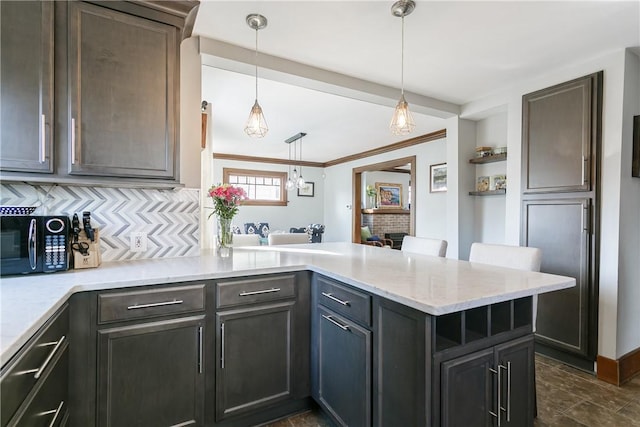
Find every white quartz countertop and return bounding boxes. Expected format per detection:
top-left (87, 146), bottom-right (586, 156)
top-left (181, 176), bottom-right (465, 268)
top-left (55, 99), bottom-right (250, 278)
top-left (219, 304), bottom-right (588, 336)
top-left (0, 242), bottom-right (574, 365)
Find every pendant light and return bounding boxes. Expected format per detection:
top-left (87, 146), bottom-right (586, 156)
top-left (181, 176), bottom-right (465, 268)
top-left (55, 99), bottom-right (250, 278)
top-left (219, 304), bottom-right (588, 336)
top-left (285, 133), bottom-right (307, 191)
top-left (285, 141), bottom-right (295, 190)
top-left (389, 0), bottom-right (416, 136)
top-left (244, 14), bottom-right (268, 138)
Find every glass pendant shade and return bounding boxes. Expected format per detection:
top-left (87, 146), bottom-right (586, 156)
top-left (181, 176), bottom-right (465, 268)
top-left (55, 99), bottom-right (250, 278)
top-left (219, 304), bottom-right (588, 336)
top-left (285, 176), bottom-right (295, 190)
top-left (244, 100), bottom-right (268, 138)
top-left (296, 174), bottom-right (305, 189)
top-left (389, 94), bottom-right (415, 136)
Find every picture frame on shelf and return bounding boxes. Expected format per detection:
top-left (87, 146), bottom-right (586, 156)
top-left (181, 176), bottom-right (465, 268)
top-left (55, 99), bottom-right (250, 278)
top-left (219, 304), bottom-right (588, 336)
top-left (477, 176), bottom-right (490, 192)
top-left (430, 163), bottom-right (447, 193)
top-left (375, 182), bottom-right (402, 208)
top-left (491, 175), bottom-right (507, 190)
top-left (297, 181), bottom-right (315, 197)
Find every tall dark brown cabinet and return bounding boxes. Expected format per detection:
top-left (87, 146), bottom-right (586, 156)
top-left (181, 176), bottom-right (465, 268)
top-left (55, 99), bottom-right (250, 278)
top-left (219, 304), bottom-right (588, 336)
top-left (521, 72), bottom-right (602, 370)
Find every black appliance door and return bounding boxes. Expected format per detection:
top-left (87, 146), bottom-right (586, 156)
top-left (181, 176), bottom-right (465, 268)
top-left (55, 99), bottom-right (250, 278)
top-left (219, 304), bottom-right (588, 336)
top-left (1, 216), bottom-right (43, 275)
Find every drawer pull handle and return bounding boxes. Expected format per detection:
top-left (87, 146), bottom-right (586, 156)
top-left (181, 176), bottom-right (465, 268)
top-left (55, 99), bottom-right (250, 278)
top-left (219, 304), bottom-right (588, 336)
top-left (40, 400), bottom-right (64, 427)
top-left (239, 288), bottom-right (280, 297)
top-left (321, 292), bottom-right (350, 306)
top-left (127, 299), bottom-right (183, 310)
top-left (322, 314), bottom-right (350, 331)
top-left (34, 335), bottom-right (65, 379)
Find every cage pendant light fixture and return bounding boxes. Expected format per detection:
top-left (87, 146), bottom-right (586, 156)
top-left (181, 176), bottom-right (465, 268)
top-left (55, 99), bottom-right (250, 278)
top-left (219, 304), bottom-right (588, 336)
top-left (244, 14), bottom-right (269, 138)
top-left (389, 0), bottom-right (416, 136)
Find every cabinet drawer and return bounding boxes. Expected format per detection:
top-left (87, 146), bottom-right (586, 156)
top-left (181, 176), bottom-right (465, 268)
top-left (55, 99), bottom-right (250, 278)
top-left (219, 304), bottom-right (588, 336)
top-left (98, 284), bottom-right (205, 324)
top-left (316, 276), bottom-right (371, 326)
top-left (216, 275), bottom-right (296, 309)
top-left (0, 304), bottom-right (68, 427)
top-left (8, 346), bottom-right (69, 427)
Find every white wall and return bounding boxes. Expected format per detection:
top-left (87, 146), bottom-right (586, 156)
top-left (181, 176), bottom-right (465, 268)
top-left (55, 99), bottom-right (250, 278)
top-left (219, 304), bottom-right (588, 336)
top-left (616, 49), bottom-right (640, 358)
top-left (211, 159), bottom-right (325, 234)
top-left (323, 138), bottom-right (447, 243)
top-left (474, 113), bottom-right (507, 245)
top-left (180, 37), bottom-right (203, 189)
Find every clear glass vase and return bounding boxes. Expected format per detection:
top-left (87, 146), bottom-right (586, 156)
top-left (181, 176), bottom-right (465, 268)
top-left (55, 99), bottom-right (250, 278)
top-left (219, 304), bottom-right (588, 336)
top-left (217, 216), bottom-right (233, 257)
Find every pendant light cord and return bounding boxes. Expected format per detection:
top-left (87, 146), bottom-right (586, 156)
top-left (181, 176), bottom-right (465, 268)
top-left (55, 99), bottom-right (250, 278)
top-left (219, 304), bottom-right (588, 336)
top-left (255, 28), bottom-right (259, 100)
top-left (401, 15), bottom-right (405, 96)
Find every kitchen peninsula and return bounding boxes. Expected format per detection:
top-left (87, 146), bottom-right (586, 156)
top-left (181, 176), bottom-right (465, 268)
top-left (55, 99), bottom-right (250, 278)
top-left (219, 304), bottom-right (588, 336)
top-left (1, 243), bottom-right (574, 427)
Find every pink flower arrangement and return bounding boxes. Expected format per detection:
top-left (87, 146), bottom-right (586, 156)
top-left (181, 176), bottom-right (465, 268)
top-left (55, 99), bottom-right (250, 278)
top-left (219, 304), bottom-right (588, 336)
top-left (208, 184), bottom-right (247, 220)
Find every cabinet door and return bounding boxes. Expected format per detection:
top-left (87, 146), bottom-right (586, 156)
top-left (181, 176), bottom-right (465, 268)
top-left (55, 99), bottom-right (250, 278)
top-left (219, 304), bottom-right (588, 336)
top-left (67, 2), bottom-right (178, 179)
top-left (441, 348), bottom-right (494, 427)
top-left (216, 302), bottom-right (295, 421)
top-left (316, 306), bottom-right (371, 427)
top-left (522, 198), bottom-right (593, 360)
top-left (97, 316), bottom-right (204, 427)
top-left (495, 336), bottom-right (535, 427)
top-left (373, 298), bottom-right (428, 427)
top-left (0, 1), bottom-right (54, 173)
top-left (522, 73), bottom-right (600, 193)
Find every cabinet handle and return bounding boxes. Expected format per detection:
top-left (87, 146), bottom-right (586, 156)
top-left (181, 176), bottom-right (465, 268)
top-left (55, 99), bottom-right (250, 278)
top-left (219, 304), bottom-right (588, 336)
top-left (71, 118), bottom-right (76, 165)
top-left (501, 362), bottom-right (511, 422)
top-left (582, 205), bottom-right (590, 233)
top-left (29, 218), bottom-right (37, 271)
top-left (34, 335), bottom-right (65, 380)
top-left (40, 114), bottom-right (46, 163)
top-left (198, 326), bottom-right (203, 374)
top-left (239, 288), bottom-right (280, 296)
top-left (582, 156), bottom-right (588, 184)
top-left (489, 366), bottom-right (502, 427)
top-left (322, 314), bottom-right (350, 331)
top-left (220, 323), bottom-right (225, 369)
top-left (321, 292), bottom-right (350, 306)
top-left (39, 400), bottom-right (64, 427)
top-left (127, 299), bottom-right (183, 310)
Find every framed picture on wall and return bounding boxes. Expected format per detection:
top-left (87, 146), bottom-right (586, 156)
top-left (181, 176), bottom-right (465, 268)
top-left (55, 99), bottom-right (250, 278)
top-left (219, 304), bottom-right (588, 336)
top-left (633, 115), bottom-right (639, 178)
top-left (297, 181), bottom-right (314, 197)
top-left (375, 182), bottom-right (402, 208)
top-left (430, 163), bottom-right (447, 192)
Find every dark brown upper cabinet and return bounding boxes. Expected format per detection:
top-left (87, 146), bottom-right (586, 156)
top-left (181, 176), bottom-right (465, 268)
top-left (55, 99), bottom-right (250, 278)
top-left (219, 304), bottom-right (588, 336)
top-left (67, 2), bottom-right (179, 179)
top-left (522, 72), bottom-right (602, 194)
top-left (0, 2), bottom-right (54, 173)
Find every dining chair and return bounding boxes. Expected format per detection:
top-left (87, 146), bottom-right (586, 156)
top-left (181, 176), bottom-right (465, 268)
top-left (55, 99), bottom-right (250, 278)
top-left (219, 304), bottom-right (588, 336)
top-left (232, 234), bottom-right (261, 247)
top-left (468, 243), bottom-right (541, 272)
top-left (268, 233), bottom-right (310, 245)
top-left (401, 236), bottom-right (448, 257)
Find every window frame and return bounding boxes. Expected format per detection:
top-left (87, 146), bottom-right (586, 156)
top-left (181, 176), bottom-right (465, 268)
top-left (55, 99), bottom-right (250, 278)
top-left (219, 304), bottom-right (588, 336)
top-left (223, 167), bottom-right (288, 206)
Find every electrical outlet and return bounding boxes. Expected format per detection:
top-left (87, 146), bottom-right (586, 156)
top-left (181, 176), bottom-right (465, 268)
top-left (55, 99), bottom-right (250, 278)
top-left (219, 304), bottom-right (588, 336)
top-left (130, 232), bottom-right (148, 252)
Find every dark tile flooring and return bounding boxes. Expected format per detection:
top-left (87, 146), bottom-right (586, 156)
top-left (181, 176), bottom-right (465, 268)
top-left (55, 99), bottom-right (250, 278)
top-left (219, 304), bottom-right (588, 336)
top-left (266, 354), bottom-right (640, 427)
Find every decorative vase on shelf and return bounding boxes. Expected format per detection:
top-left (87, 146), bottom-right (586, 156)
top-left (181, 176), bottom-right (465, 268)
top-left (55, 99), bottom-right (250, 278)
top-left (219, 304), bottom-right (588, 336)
top-left (367, 194), bottom-right (376, 209)
top-left (216, 216), bottom-right (233, 257)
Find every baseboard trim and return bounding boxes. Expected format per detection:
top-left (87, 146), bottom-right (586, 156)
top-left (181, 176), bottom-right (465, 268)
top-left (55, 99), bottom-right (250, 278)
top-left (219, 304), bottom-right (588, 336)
top-left (597, 347), bottom-right (640, 386)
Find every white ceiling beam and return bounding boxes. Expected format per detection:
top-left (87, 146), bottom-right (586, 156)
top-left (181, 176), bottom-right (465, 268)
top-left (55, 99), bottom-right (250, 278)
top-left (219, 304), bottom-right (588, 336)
top-left (199, 37), bottom-right (460, 119)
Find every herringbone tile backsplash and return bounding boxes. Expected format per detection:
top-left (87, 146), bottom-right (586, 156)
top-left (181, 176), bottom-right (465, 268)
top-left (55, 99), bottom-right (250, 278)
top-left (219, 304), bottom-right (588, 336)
top-left (0, 183), bottom-right (200, 262)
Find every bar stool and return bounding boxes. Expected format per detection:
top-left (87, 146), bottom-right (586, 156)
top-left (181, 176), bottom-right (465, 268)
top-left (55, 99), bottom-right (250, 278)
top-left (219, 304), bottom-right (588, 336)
top-left (401, 236), bottom-right (448, 257)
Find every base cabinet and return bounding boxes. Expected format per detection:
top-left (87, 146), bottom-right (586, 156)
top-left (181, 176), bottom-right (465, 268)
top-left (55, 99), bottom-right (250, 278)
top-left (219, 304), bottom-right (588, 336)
top-left (96, 316), bottom-right (205, 427)
top-left (315, 306), bottom-right (372, 427)
top-left (440, 336), bottom-right (535, 427)
top-left (215, 303), bottom-right (295, 420)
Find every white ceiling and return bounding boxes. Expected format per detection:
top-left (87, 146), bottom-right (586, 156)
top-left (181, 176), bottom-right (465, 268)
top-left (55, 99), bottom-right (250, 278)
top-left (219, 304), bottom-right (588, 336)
top-left (194, 1), bottom-right (640, 163)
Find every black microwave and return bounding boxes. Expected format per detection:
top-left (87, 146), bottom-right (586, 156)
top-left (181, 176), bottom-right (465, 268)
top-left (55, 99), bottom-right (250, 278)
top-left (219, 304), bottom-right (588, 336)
top-left (0, 215), bottom-right (70, 276)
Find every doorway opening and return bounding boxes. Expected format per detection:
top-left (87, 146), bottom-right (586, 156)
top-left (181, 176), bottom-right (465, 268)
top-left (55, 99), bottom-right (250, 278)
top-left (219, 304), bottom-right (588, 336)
top-left (352, 156), bottom-right (416, 245)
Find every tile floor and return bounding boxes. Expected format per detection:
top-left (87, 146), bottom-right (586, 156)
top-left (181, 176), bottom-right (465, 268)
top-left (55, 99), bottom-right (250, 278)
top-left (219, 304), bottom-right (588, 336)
top-left (267, 354), bottom-right (640, 427)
